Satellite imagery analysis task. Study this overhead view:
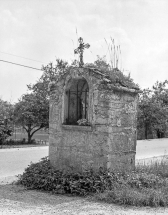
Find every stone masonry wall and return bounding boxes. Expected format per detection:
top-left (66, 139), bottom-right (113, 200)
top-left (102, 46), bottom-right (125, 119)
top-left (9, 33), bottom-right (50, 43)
top-left (95, 84), bottom-right (138, 171)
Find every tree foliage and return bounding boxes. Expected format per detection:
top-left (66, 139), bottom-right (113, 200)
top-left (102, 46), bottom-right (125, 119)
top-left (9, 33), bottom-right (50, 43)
top-left (14, 93), bottom-right (49, 143)
top-left (14, 59), bottom-right (68, 143)
top-left (28, 59), bottom-right (69, 97)
top-left (0, 99), bottom-right (13, 144)
top-left (138, 80), bottom-right (168, 139)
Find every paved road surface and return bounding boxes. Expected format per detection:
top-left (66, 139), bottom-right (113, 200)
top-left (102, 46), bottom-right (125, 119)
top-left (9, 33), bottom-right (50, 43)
top-left (136, 138), bottom-right (168, 159)
top-left (0, 138), bottom-right (168, 179)
top-left (0, 146), bottom-right (48, 178)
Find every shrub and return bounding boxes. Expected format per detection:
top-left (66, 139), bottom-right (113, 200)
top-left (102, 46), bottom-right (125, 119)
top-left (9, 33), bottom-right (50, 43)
top-left (17, 157), bottom-right (120, 196)
top-left (4, 138), bottom-right (37, 145)
top-left (4, 139), bottom-right (27, 145)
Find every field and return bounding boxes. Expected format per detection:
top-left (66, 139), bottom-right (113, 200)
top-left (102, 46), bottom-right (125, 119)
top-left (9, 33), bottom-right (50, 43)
top-left (9, 129), bottom-right (49, 142)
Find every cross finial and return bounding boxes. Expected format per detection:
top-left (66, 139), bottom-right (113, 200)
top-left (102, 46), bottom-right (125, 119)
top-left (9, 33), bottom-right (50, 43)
top-left (74, 37), bottom-right (90, 67)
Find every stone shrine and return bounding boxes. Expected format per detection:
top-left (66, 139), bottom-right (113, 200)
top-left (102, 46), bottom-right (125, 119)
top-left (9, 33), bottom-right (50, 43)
top-left (49, 65), bottom-right (140, 172)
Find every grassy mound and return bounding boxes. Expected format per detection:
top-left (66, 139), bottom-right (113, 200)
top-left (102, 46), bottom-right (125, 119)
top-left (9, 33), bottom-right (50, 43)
top-left (17, 157), bottom-right (168, 207)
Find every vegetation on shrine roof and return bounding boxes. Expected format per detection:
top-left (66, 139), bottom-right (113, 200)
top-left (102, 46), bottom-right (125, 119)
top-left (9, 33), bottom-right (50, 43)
top-left (85, 56), bottom-right (139, 90)
top-left (42, 56), bottom-right (139, 91)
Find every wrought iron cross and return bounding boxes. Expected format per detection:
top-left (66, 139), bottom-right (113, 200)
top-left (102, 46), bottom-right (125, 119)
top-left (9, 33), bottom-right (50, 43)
top-left (74, 37), bottom-right (90, 67)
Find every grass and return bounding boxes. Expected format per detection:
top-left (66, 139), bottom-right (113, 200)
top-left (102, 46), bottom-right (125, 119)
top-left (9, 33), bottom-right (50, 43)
top-left (95, 157), bottom-right (168, 207)
top-left (16, 156), bottom-right (168, 207)
top-left (136, 157), bottom-right (168, 178)
top-left (1, 130), bottom-right (49, 147)
top-left (9, 132), bottom-right (49, 142)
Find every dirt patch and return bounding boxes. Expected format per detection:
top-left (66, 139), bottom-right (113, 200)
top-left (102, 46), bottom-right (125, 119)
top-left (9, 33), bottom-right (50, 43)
top-left (0, 182), bottom-right (168, 215)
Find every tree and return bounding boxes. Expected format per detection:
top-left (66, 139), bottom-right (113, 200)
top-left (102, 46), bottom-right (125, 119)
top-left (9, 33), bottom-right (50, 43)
top-left (151, 80), bottom-right (168, 138)
top-left (0, 99), bottom-right (13, 144)
top-left (27, 59), bottom-right (69, 101)
top-left (138, 89), bottom-right (155, 139)
top-left (138, 80), bottom-right (168, 139)
top-left (14, 93), bottom-right (49, 143)
top-left (14, 59), bottom-right (68, 144)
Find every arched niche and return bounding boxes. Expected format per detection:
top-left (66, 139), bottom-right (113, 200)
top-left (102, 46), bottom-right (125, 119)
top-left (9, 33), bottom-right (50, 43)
top-left (64, 78), bottom-right (89, 125)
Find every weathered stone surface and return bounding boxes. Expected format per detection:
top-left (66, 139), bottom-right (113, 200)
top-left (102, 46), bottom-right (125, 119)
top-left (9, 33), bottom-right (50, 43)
top-left (49, 67), bottom-right (139, 172)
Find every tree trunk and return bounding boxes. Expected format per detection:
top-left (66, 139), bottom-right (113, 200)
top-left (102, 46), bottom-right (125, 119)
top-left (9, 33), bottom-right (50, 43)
top-left (157, 130), bottom-right (165, 138)
top-left (145, 123), bottom-right (148, 139)
top-left (27, 131), bottom-right (33, 144)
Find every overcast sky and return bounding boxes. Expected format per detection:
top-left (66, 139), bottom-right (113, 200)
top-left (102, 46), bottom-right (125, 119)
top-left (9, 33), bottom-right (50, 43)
top-left (0, 0), bottom-right (168, 103)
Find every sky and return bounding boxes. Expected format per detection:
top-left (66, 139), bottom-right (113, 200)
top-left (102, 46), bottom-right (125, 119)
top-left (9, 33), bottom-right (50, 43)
top-left (0, 0), bottom-right (168, 103)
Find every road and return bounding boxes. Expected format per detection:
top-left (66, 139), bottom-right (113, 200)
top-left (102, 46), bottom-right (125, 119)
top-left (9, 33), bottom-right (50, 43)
top-left (136, 138), bottom-right (168, 159)
top-left (0, 146), bottom-right (48, 178)
top-left (0, 138), bottom-right (168, 179)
